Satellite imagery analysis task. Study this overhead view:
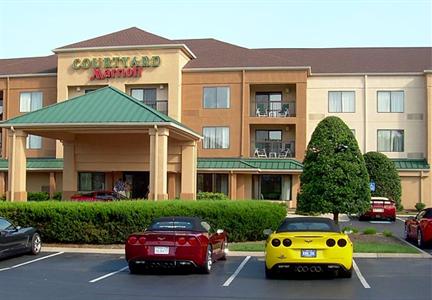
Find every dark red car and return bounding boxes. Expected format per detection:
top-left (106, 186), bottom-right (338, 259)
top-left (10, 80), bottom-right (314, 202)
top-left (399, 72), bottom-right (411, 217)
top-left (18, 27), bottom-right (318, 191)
top-left (125, 216), bottom-right (227, 274)
top-left (404, 208), bottom-right (432, 247)
top-left (359, 197), bottom-right (396, 221)
top-left (70, 191), bottom-right (127, 202)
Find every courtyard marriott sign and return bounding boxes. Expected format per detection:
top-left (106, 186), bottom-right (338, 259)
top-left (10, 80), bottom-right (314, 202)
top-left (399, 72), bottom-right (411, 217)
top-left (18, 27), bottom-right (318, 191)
top-left (72, 56), bottom-right (161, 80)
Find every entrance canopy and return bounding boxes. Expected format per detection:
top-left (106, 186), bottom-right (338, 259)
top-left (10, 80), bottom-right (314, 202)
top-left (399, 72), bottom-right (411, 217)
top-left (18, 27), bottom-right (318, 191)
top-left (0, 87), bottom-right (201, 201)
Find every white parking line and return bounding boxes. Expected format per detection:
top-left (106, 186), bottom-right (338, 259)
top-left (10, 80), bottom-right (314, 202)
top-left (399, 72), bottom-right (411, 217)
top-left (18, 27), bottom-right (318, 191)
top-left (89, 266), bottom-right (129, 283)
top-left (353, 260), bottom-right (371, 289)
top-left (222, 256), bottom-right (251, 287)
top-left (0, 252), bottom-right (64, 272)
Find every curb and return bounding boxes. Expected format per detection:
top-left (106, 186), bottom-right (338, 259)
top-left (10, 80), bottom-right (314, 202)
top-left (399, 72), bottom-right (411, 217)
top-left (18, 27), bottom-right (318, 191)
top-left (42, 247), bottom-right (431, 259)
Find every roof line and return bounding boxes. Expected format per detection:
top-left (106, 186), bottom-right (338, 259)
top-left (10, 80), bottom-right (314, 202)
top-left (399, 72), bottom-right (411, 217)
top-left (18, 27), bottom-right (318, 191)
top-left (183, 66), bottom-right (311, 73)
top-left (0, 73), bottom-right (57, 78)
top-left (52, 44), bottom-right (196, 59)
top-left (310, 72), bottom-right (426, 76)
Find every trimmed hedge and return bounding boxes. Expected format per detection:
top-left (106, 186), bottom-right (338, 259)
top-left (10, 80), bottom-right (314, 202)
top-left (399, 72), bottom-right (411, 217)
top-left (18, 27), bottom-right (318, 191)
top-left (197, 192), bottom-right (228, 200)
top-left (0, 200), bottom-right (286, 244)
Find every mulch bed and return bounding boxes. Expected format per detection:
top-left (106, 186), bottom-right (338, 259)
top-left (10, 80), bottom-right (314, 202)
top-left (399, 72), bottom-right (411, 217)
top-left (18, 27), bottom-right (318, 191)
top-left (349, 233), bottom-right (405, 245)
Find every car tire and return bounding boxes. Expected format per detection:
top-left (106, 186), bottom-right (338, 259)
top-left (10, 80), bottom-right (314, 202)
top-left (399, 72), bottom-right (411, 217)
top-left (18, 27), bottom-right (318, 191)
top-left (417, 229), bottom-right (425, 248)
top-left (128, 261), bottom-right (139, 274)
top-left (265, 265), bottom-right (275, 279)
top-left (199, 246), bottom-right (212, 274)
top-left (339, 267), bottom-right (353, 278)
top-left (219, 238), bottom-right (228, 261)
top-left (30, 233), bottom-right (42, 255)
top-left (390, 217), bottom-right (396, 222)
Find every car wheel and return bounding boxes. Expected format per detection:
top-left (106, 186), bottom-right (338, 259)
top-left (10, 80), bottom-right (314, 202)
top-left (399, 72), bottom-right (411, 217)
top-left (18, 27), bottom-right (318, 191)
top-left (220, 238), bottom-right (228, 261)
top-left (339, 267), bottom-right (353, 278)
top-left (265, 265), bottom-right (275, 279)
top-left (30, 233), bottom-right (42, 255)
top-left (417, 229), bottom-right (425, 248)
top-left (199, 246), bottom-right (212, 274)
top-left (128, 261), bottom-right (139, 274)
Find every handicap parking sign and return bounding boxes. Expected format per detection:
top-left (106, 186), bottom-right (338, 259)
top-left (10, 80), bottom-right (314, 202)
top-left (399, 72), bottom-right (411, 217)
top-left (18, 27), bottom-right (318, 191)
top-left (369, 181), bottom-right (376, 192)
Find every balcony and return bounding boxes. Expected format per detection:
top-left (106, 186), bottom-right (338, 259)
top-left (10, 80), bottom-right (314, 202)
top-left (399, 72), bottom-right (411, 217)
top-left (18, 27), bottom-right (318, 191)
top-left (253, 141), bottom-right (295, 158)
top-left (253, 101), bottom-right (296, 118)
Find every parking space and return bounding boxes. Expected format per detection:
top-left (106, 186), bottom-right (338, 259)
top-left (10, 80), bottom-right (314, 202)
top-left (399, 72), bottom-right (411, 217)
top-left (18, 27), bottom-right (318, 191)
top-left (0, 252), bottom-right (430, 300)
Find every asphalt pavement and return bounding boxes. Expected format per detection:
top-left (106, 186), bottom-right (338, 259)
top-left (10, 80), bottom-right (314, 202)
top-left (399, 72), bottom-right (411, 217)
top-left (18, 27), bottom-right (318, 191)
top-left (0, 252), bottom-right (431, 300)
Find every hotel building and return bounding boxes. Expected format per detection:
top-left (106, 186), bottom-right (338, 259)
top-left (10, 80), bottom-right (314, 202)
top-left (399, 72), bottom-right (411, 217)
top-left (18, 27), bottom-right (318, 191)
top-left (0, 27), bottom-right (430, 208)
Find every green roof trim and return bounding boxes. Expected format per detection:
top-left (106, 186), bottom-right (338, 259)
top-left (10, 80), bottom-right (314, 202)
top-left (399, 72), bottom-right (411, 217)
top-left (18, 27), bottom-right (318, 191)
top-left (1, 86), bottom-right (199, 136)
top-left (0, 158), bottom-right (64, 171)
top-left (0, 158), bottom-right (428, 172)
top-left (197, 158), bottom-right (303, 171)
top-left (391, 159), bottom-right (430, 170)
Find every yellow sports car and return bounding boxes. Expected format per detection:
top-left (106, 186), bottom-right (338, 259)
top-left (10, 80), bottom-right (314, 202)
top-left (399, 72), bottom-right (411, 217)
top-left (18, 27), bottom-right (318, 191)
top-left (264, 217), bottom-right (353, 278)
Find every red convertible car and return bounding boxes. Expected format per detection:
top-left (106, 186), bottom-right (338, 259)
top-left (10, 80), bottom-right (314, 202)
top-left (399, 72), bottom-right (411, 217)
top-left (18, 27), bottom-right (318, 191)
top-left (359, 197), bottom-right (396, 221)
top-left (405, 208), bottom-right (432, 247)
top-left (70, 191), bottom-right (127, 202)
top-left (125, 216), bottom-right (228, 274)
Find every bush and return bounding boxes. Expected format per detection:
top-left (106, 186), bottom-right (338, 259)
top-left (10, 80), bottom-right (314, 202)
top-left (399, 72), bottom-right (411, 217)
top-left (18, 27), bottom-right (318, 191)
top-left (53, 192), bottom-right (63, 201)
top-left (197, 192), bottom-right (228, 200)
top-left (0, 200), bottom-right (286, 244)
top-left (363, 152), bottom-right (402, 209)
top-left (362, 227), bottom-right (377, 235)
top-left (342, 226), bottom-right (359, 234)
top-left (415, 202), bottom-right (426, 212)
top-left (382, 230), bottom-right (393, 237)
top-left (27, 192), bottom-right (50, 201)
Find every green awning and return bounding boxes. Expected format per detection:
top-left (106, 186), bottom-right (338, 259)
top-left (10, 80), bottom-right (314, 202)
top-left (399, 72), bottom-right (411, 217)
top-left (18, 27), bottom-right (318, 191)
top-left (391, 159), bottom-right (430, 170)
top-left (197, 158), bottom-right (303, 172)
top-left (0, 158), bottom-right (64, 171)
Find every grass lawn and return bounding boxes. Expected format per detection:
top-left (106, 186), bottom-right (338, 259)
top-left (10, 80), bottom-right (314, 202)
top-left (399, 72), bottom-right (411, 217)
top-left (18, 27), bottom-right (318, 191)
top-left (228, 235), bottom-right (419, 254)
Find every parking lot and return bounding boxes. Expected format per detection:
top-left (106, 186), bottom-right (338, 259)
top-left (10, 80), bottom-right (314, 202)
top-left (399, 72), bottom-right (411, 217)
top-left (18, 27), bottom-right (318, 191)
top-left (0, 251), bottom-right (430, 300)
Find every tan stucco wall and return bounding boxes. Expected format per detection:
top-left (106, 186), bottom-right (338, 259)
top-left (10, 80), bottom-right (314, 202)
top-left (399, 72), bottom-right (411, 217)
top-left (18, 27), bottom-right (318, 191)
top-left (307, 75), bottom-right (427, 158)
top-left (399, 171), bottom-right (431, 209)
top-left (0, 76), bottom-right (57, 158)
top-left (27, 172), bottom-right (50, 192)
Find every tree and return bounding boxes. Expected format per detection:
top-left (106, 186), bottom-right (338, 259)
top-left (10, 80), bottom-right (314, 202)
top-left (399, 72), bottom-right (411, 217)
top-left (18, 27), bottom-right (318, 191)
top-left (297, 116), bottom-right (370, 223)
top-left (363, 152), bottom-right (402, 209)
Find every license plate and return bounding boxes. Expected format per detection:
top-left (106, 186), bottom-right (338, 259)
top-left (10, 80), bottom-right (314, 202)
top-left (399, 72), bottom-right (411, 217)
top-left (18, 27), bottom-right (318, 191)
top-left (301, 249), bottom-right (316, 258)
top-left (154, 246), bottom-right (169, 255)
top-left (373, 208), bottom-right (384, 212)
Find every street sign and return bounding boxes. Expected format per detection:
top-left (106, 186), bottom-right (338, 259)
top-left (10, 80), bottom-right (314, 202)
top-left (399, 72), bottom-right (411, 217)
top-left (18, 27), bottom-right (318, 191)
top-left (369, 181), bottom-right (376, 192)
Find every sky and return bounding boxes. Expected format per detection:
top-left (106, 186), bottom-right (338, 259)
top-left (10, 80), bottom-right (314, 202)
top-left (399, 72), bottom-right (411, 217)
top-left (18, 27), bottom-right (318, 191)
top-left (0, 0), bottom-right (431, 59)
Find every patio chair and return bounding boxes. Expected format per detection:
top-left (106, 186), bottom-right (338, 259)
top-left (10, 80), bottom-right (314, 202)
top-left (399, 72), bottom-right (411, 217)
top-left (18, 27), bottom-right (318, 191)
top-left (254, 148), bottom-right (267, 158)
top-left (279, 148), bottom-right (293, 158)
top-left (256, 104), bottom-right (267, 117)
top-left (279, 103), bottom-right (289, 117)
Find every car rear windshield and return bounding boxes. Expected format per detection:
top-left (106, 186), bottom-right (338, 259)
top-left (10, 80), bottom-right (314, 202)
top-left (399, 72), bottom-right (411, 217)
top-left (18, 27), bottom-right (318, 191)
top-left (276, 219), bottom-right (340, 233)
top-left (149, 221), bottom-right (195, 231)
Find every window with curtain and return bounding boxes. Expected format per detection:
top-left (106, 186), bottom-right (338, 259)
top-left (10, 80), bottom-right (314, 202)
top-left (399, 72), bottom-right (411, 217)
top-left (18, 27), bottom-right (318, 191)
top-left (377, 91), bottom-right (404, 112)
top-left (197, 173), bottom-right (228, 195)
top-left (203, 87), bottom-right (230, 108)
top-left (20, 92), bottom-right (42, 112)
top-left (78, 172), bottom-right (105, 191)
top-left (26, 135), bottom-right (42, 149)
top-left (203, 127), bottom-right (229, 149)
top-left (377, 130), bottom-right (404, 152)
top-left (328, 91), bottom-right (355, 113)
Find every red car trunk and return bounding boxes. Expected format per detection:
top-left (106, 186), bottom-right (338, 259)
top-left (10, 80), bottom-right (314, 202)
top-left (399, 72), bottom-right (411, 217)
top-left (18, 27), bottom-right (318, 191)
top-left (361, 198), bottom-right (396, 221)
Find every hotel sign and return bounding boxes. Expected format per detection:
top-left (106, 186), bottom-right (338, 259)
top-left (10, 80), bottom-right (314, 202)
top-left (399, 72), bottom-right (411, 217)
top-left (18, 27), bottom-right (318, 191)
top-left (71, 56), bottom-right (160, 80)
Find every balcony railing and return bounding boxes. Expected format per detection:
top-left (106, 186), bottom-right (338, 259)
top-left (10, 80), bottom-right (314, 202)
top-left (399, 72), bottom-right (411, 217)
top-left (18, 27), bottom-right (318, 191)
top-left (143, 100), bottom-right (168, 115)
top-left (253, 101), bottom-right (296, 117)
top-left (253, 141), bottom-right (295, 158)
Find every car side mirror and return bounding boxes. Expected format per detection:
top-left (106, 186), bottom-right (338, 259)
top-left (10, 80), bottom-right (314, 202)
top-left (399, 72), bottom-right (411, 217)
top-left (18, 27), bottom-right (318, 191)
top-left (263, 229), bottom-right (273, 236)
top-left (216, 229), bottom-right (224, 235)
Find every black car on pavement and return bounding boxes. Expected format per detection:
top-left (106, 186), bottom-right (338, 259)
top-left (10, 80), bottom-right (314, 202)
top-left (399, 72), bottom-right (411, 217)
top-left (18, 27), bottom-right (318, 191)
top-left (0, 217), bottom-right (41, 259)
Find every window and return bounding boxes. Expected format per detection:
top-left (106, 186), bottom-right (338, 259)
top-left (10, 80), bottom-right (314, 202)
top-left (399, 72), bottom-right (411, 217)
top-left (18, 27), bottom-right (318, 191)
top-left (197, 173), bottom-right (228, 195)
top-left (0, 90), bottom-right (3, 120)
top-left (131, 88), bottom-right (167, 114)
top-left (328, 91), bottom-right (355, 113)
top-left (84, 89), bottom-right (96, 94)
top-left (377, 130), bottom-right (404, 152)
top-left (26, 135), bottom-right (42, 149)
top-left (377, 91), bottom-right (404, 112)
top-left (203, 127), bottom-right (229, 149)
top-left (19, 91), bottom-right (42, 112)
top-left (256, 92), bottom-right (282, 113)
top-left (0, 218), bottom-right (12, 230)
top-left (78, 172), bottom-right (105, 191)
top-left (203, 87), bottom-right (230, 108)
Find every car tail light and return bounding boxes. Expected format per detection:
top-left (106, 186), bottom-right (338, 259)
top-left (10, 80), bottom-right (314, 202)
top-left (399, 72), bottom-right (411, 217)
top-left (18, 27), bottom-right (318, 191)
top-left (128, 236), bottom-right (138, 245)
top-left (326, 238), bottom-right (336, 247)
top-left (138, 236), bottom-right (146, 245)
top-left (176, 236), bottom-right (187, 245)
top-left (271, 239), bottom-right (281, 247)
top-left (188, 237), bottom-right (198, 246)
top-left (337, 239), bottom-right (347, 247)
top-left (282, 238), bottom-right (292, 247)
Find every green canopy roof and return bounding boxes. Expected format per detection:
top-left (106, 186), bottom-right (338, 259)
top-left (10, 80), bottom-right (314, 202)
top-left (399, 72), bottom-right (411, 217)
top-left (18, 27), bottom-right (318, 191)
top-left (1, 86), bottom-right (199, 137)
top-left (392, 159), bottom-right (430, 170)
top-left (0, 158), bottom-right (64, 171)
